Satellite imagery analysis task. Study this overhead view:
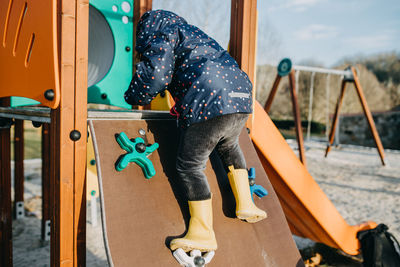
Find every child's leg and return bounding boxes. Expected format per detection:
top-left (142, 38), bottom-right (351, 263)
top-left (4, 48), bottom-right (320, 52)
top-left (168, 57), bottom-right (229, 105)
top-left (171, 118), bottom-right (223, 252)
top-left (214, 114), bottom-right (267, 223)
top-left (213, 114), bottom-right (248, 171)
top-left (176, 122), bottom-right (221, 201)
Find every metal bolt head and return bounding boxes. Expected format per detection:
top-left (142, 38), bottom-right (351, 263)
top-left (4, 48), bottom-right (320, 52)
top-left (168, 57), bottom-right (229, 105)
top-left (101, 93), bottom-right (107, 100)
top-left (70, 130), bottom-right (81, 141)
top-left (139, 129), bottom-right (146, 136)
top-left (44, 89), bottom-right (55, 101)
top-left (194, 256), bottom-right (205, 266)
top-left (125, 46), bottom-right (131, 52)
top-left (135, 142), bottom-right (146, 153)
top-left (32, 121), bottom-right (42, 128)
top-left (249, 178), bottom-right (256, 186)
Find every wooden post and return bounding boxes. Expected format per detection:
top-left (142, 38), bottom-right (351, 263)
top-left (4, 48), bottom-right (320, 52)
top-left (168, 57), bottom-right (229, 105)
top-left (264, 74), bottom-right (282, 113)
top-left (51, 1), bottom-right (88, 266)
top-left (42, 123), bottom-right (51, 241)
top-left (325, 79), bottom-right (347, 157)
top-left (14, 120), bottom-right (24, 219)
top-left (288, 70), bottom-right (306, 166)
top-left (325, 68), bottom-right (385, 165)
top-left (0, 98), bottom-right (12, 267)
top-left (351, 67), bottom-right (385, 165)
top-left (230, 0), bottom-right (257, 131)
top-left (133, 0), bottom-right (153, 110)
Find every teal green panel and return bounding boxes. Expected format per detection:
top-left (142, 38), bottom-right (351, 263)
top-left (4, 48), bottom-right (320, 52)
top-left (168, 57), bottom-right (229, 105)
top-left (88, 0), bottom-right (133, 109)
top-left (10, 97), bottom-right (40, 107)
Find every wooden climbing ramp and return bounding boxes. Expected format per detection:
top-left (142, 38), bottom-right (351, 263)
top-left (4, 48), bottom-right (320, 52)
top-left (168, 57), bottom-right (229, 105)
top-left (88, 112), bottom-right (303, 267)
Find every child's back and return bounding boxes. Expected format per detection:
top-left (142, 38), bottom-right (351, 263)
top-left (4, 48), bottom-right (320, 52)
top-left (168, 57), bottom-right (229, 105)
top-left (124, 10), bottom-right (253, 128)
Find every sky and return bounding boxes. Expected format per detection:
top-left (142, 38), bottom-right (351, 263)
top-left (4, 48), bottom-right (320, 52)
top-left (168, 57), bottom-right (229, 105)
top-left (153, 0), bottom-right (400, 67)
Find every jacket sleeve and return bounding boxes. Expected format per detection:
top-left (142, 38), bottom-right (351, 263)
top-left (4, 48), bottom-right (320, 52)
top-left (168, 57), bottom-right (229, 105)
top-left (124, 34), bottom-right (174, 106)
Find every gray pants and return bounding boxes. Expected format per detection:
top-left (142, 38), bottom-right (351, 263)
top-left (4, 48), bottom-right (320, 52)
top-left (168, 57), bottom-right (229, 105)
top-left (176, 113), bottom-right (249, 201)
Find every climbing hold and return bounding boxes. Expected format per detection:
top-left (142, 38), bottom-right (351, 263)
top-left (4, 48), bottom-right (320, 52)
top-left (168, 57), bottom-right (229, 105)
top-left (115, 132), bottom-right (159, 179)
top-left (173, 248), bottom-right (215, 267)
top-left (248, 168), bottom-right (268, 201)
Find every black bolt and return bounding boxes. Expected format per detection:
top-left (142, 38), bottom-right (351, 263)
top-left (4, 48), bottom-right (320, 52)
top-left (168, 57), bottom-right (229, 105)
top-left (135, 143), bottom-right (146, 153)
top-left (194, 256), bottom-right (205, 266)
top-left (125, 46), bottom-right (131, 52)
top-left (70, 130), bottom-right (81, 141)
top-left (32, 121), bottom-right (42, 128)
top-left (249, 178), bottom-right (256, 186)
top-left (246, 127), bottom-right (251, 134)
top-left (101, 93), bottom-right (107, 100)
top-left (44, 89), bottom-right (55, 101)
top-left (160, 91), bottom-right (166, 97)
top-left (90, 159), bottom-right (96, 166)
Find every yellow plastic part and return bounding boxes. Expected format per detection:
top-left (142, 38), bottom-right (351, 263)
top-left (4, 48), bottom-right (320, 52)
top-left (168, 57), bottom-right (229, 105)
top-left (251, 101), bottom-right (376, 255)
top-left (227, 166), bottom-right (267, 223)
top-left (150, 91), bottom-right (174, 111)
top-left (87, 131), bottom-right (99, 198)
top-left (0, 0), bottom-right (59, 108)
top-left (170, 198), bottom-right (217, 252)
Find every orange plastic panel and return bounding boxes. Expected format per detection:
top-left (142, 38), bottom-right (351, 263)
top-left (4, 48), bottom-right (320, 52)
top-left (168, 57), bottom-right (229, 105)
top-left (251, 101), bottom-right (376, 255)
top-left (0, 0), bottom-right (59, 108)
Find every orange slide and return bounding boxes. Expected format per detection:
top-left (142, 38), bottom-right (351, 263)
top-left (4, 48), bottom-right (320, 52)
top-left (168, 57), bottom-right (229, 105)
top-left (250, 101), bottom-right (376, 255)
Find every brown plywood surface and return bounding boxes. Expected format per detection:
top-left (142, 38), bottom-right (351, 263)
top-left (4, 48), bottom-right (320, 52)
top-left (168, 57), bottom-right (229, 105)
top-left (89, 118), bottom-right (303, 267)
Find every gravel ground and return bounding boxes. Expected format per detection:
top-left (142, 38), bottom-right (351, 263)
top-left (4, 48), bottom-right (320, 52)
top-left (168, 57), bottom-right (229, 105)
top-left (11, 140), bottom-right (400, 266)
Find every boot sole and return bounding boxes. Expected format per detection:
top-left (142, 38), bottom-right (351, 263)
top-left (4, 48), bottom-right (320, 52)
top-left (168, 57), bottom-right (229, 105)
top-left (237, 210), bottom-right (268, 223)
top-left (170, 240), bottom-right (217, 252)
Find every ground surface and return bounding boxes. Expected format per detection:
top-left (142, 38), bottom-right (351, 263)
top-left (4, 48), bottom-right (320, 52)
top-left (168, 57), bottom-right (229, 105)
top-left (11, 140), bottom-right (400, 266)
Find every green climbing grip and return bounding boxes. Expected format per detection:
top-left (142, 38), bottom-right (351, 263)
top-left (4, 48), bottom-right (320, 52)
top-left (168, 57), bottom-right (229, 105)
top-left (115, 132), bottom-right (159, 179)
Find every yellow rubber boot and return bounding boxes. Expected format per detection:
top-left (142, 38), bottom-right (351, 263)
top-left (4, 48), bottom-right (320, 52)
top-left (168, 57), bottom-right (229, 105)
top-left (228, 166), bottom-right (267, 223)
top-left (170, 198), bottom-right (217, 252)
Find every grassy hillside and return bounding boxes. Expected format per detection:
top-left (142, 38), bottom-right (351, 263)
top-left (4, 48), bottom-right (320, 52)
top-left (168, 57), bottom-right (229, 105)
top-left (11, 121), bottom-right (42, 159)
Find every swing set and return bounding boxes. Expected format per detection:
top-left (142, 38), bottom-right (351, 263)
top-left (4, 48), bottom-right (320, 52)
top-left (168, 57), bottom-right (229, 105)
top-left (264, 58), bottom-right (385, 167)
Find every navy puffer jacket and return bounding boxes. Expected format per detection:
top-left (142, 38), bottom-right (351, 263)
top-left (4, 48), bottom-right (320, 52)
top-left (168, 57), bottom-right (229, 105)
top-left (124, 10), bottom-right (253, 128)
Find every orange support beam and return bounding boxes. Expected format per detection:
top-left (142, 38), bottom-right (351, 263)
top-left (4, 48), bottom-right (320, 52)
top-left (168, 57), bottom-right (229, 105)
top-left (50, 0), bottom-right (88, 266)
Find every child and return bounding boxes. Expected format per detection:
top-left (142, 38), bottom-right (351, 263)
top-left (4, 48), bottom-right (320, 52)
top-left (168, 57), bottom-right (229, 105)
top-left (124, 10), bottom-right (266, 252)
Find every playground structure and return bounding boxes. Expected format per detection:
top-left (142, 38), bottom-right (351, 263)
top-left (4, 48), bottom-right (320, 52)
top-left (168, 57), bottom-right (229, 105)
top-left (264, 59), bottom-right (386, 166)
top-left (0, 0), bottom-right (378, 266)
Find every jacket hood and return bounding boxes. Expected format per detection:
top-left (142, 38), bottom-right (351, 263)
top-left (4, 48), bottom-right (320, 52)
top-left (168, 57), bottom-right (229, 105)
top-left (136, 10), bottom-right (187, 53)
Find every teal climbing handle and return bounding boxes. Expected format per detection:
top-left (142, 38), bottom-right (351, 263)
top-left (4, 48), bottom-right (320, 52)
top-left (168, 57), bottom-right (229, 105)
top-left (115, 132), bottom-right (159, 179)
